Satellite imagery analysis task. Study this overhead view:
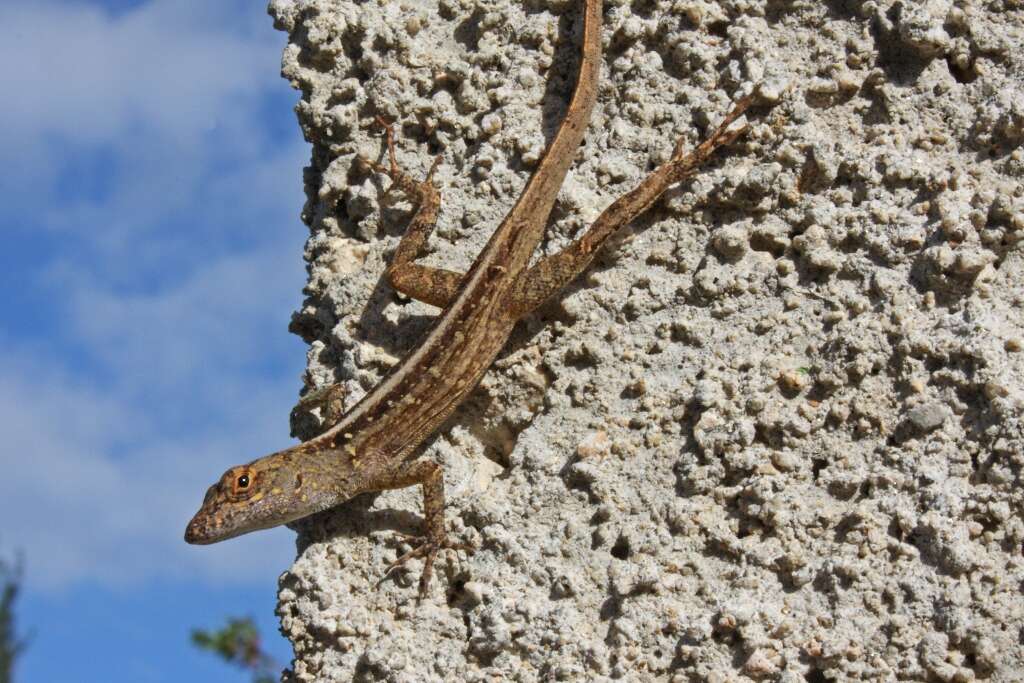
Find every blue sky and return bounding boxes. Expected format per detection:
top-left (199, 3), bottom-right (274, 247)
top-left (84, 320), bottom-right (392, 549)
top-left (1, 0), bottom-right (311, 679)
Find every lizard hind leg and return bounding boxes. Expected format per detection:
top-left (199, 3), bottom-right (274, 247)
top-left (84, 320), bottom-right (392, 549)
top-left (508, 95), bottom-right (755, 316)
top-left (368, 119), bottom-right (465, 309)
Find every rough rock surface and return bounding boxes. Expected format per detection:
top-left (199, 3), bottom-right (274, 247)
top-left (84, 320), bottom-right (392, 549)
top-left (266, 0), bottom-right (1024, 680)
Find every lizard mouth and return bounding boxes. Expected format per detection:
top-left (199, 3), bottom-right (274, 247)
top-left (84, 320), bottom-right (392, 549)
top-left (184, 515), bottom-right (218, 545)
top-left (184, 507), bottom-right (299, 545)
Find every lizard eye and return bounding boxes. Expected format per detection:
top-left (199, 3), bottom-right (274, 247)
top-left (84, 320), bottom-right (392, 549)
top-left (227, 468), bottom-right (256, 500)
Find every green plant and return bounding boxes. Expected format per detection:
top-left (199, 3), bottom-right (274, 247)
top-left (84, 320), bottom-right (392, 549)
top-left (0, 554), bottom-right (26, 683)
top-left (191, 616), bottom-right (278, 683)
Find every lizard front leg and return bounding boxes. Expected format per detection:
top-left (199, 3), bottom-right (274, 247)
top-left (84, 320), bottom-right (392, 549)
top-left (376, 458), bottom-right (472, 597)
top-left (291, 383), bottom-right (348, 439)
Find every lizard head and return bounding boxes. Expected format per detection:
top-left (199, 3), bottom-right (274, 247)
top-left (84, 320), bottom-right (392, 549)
top-left (184, 453), bottom-right (321, 544)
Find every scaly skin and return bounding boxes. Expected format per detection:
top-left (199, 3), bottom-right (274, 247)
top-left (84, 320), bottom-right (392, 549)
top-left (185, 0), bottom-right (756, 597)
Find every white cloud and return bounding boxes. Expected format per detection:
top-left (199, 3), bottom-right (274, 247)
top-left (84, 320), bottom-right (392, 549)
top-left (0, 342), bottom-right (298, 590)
top-left (51, 129), bottom-right (308, 353)
top-left (0, 0), bottom-right (290, 244)
top-left (0, 0), bottom-right (319, 590)
top-left (2, 212), bottom-right (315, 589)
top-left (0, 0), bottom-right (277, 145)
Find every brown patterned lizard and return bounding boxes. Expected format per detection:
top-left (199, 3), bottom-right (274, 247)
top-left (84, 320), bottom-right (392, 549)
top-left (185, 0), bottom-right (754, 596)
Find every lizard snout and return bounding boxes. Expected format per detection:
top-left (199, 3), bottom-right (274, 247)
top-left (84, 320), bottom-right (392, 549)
top-left (184, 514), bottom-right (213, 545)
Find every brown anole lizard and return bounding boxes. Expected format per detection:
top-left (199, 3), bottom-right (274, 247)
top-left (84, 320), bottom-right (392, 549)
top-left (185, 0), bottom-right (754, 596)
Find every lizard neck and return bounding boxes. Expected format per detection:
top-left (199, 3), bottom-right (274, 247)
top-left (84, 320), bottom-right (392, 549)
top-left (273, 439), bottom-right (369, 511)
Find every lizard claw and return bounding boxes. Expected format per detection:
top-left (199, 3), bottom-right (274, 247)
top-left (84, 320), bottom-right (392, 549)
top-left (364, 121), bottom-right (440, 201)
top-left (383, 534), bottom-right (475, 598)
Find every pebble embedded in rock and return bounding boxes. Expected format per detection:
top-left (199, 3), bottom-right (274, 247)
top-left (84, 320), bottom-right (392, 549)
top-left (905, 402), bottom-right (950, 432)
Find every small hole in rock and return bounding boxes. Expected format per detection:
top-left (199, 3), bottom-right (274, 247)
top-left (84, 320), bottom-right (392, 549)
top-left (812, 459), bottom-right (827, 480)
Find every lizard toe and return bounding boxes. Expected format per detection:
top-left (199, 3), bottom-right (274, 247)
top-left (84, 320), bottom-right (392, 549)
top-left (382, 534), bottom-right (474, 598)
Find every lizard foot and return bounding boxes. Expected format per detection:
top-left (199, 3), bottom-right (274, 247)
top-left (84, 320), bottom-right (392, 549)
top-left (364, 117), bottom-right (442, 201)
top-left (289, 383), bottom-right (347, 439)
top-left (384, 534), bottom-right (475, 598)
